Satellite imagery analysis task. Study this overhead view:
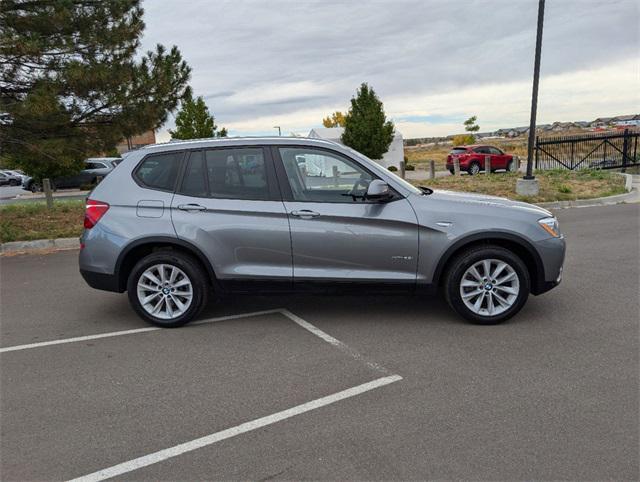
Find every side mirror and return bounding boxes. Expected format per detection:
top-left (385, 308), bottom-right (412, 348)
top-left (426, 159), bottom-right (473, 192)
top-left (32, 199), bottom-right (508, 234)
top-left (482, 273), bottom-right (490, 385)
top-left (366, 179), bottom-right (392, 200)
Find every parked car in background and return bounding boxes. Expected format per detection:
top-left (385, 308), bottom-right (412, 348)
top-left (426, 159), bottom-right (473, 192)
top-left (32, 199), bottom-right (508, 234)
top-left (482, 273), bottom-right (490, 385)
top-left (79, 137), bottom-right (565, 328)
top-left (2, 169), bottom-right (27, 185)
top-left (23, 157), bottom-right (121, 192)
top-left (0, 170), bottom-right (22, 186)
top-left (446, 145), bottom-right (516, 175)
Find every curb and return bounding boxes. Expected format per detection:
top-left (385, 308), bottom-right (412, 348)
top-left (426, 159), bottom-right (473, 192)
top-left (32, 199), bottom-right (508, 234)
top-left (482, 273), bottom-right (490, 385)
top-left (537, 173), bottom-right (638, 209)
top-left (1, 237), bottom-right (79, 255)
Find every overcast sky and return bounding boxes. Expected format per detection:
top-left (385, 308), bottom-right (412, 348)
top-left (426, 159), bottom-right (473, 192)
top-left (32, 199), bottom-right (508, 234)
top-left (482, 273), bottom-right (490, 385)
top-left (141, 0), bottom-right (639, 141)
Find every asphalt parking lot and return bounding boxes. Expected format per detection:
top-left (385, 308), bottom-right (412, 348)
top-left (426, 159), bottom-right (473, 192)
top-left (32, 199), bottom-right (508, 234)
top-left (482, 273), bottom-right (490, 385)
top-left (1, 203), bottom-right (638, 480)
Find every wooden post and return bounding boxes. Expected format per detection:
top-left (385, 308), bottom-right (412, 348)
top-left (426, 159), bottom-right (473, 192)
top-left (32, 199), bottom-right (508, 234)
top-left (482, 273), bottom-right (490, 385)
top-left (399, 161), bottom-right (405, 179)
top-left (43, 178), bottom-right (53, 209)
top-left (515, 156), bottom-right (521, 171)
top-left (485, 155), bottom-right (491, 174)
top-left (453, 158), bottom-right (460, 176)
top-left (428, 160), bottom-right (435, 180)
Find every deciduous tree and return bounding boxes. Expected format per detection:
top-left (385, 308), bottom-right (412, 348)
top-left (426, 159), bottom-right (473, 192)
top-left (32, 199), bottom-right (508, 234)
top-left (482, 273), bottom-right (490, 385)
top-left (322, 111), bottom-right (346, 128)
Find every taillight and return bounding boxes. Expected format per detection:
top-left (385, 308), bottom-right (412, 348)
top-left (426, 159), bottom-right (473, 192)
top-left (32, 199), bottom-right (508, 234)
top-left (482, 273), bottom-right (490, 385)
top-left (84, 199), bottom-right (110, 229)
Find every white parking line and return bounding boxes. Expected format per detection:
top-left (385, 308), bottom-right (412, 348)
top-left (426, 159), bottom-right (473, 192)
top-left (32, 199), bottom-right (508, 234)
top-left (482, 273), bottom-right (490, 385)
top-left (280, 309), bottom-right (392, 376)
top-left (0, 309), bottom-right (283, 354)
top-left (68, 374), bottom-right (402, 482)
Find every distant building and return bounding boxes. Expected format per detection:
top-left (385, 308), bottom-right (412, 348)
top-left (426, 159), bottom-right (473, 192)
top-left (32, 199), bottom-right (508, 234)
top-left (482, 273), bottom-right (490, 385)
top-left (308, 127), bottom-right (404, 169)
top-left (115, 130), bottom-right (156, 154)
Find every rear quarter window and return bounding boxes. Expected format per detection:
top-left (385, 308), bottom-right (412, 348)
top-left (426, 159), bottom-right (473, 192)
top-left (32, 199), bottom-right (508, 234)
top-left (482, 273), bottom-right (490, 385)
top-left (450, 148), bottom-right (468, 154)
top-left (134, 152), bottom-right (183, 191)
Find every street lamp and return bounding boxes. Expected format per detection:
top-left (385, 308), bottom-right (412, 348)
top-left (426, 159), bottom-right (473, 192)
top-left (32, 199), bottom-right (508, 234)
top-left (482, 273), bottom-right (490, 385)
top-left (273, 126), bottom-right (281, 136)
top-left (517, 0), bottom-right (545, 196)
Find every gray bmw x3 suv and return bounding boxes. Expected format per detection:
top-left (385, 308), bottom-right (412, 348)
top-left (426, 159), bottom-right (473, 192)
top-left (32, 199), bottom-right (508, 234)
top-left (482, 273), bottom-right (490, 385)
top-left (79, 137), bottom-right (565, 327)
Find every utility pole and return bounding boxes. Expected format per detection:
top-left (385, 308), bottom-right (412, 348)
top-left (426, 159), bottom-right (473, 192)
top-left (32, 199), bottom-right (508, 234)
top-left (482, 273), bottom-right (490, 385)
top-left (517, 0), bottom-right (545, 196)
top-left (273, 126), bottom-right (281, 136)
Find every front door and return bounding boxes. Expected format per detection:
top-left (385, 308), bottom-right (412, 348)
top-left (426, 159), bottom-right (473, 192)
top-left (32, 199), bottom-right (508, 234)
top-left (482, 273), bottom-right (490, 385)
top-left (171, 147), bottom-right (292, 290)
top-left (274, 146), bottom-right (419, 286)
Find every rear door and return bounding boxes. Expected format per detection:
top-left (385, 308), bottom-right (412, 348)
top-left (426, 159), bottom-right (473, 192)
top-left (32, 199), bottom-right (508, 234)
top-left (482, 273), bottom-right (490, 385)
top-left (489, 147), bottom-right (507, 169)
top-left (170, 146), bottom-right (292, 290)
top-left (273, 146), bottom-right (419, 287)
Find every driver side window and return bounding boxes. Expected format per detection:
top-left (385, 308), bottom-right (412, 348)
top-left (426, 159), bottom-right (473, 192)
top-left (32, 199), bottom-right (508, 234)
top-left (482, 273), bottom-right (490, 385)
top-left (278, 147), bottom-right (374, 202)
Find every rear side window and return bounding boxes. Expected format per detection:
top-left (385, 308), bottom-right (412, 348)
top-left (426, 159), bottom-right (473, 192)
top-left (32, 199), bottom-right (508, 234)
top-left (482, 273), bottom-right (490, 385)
top-left (135, 152), bottom-right (182, 191)
top-left (207, 148), bottom-right (268, 199)
top-left (179, 148), bottom-right (269, 200)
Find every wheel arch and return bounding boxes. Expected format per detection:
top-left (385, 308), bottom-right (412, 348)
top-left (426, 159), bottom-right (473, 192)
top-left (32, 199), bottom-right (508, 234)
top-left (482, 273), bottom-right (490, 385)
top-left (433, 232), bottom-right (545, 294)
top-left (114, 236), bottom-right (220, 293)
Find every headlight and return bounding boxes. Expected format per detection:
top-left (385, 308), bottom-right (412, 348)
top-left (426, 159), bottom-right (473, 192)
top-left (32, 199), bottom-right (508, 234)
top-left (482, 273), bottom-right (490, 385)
top-left (538, 216), bottom-right (560, 237)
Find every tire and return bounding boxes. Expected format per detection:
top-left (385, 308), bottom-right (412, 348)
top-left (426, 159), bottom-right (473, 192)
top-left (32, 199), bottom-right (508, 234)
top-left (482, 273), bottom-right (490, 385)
top-left (443, 245), bottom-right (530, 325)
top-left (468, 162), bottom-right (481, 175)
top-left (507, 160), bottom-right (515, 172)
top-left (9, 179), bottom-right (18, 186)
top-left (29, 182), bottom-right (41, 193)
top-left (449, 168), bottom-right (455, 175)
top-left (127, 251), bottom-right (209, 328)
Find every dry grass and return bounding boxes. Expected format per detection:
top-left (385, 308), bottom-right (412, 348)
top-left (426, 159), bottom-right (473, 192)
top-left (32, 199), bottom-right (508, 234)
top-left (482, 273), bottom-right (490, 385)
top-left (0, 200), bottom-right (84, 243)
top-left (410, 169), bottom-right (626, 203)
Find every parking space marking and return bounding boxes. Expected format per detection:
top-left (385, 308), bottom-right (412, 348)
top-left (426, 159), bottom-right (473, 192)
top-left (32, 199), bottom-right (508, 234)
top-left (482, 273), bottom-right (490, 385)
top-left (280, 309), bottom-right (392, 375)
top-left (68, 374), bottom-right (402, 482)
top-left (0, 308), bottom-right (283, 354)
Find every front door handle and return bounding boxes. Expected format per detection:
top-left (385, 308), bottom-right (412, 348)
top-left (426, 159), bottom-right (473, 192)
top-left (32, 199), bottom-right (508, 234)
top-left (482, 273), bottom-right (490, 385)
top-left (177, 203), bottom-right (206, 212)
top-left (291, 209), bottom-right (320, 219)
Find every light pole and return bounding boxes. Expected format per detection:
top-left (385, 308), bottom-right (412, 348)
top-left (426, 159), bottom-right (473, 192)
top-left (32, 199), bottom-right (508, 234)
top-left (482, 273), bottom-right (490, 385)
top-left (517, 0), bottom-right (545, 196)
top-left (273, 126), bottom-right (281, 136)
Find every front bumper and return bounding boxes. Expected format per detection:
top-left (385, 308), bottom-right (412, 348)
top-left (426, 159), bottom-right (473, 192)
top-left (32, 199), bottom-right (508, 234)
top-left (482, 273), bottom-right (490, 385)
top-left (531, 235), bottom-right (566, 295)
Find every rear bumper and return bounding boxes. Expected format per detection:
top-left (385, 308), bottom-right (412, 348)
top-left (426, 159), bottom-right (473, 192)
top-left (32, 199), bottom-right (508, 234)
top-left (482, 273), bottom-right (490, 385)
top-left (80, 269), bottom-right (122, 293)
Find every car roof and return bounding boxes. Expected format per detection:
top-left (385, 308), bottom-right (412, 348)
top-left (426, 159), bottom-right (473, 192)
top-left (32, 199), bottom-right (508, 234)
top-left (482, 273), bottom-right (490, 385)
top-left (137, 136), bottom-right (342, 154)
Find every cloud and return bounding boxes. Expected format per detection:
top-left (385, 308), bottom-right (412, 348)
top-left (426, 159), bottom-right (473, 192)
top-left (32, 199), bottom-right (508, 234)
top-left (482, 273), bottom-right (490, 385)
top-left (142, 0), bottom-right (639, 139)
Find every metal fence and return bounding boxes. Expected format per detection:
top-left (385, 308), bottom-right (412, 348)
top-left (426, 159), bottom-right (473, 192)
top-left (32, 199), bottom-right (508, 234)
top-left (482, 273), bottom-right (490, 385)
top-left (535, 129), bottom-right (639, 170)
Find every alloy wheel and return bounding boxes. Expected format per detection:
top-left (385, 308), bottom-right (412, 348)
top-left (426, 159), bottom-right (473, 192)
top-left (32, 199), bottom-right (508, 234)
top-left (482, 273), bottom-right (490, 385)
top-left (136, 264), bottom-right (193, 320)
top-left (459, 258), bottom-right (520, 316)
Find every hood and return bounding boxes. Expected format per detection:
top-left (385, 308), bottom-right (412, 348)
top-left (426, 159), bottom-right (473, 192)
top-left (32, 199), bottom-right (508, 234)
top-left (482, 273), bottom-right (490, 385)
top-left (428, 189), bottom-right (553, 217)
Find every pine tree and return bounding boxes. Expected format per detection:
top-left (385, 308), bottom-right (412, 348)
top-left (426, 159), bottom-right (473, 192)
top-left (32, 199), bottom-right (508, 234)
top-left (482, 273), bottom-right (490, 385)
top-left (341, 84), bottom-right (394, 160)
top-left (464, 116), bottom-right (480, 133)
top-left (170, 93), bottom-right (227, 140)
top-left (0, 0), bottom-right (191, 181)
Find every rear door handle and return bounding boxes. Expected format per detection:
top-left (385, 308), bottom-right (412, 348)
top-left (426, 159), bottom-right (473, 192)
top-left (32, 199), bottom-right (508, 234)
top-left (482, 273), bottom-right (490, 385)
top-left (177, 203), bottom-right (206, 212)
top-left (291, 209), bottom-right (320, 219)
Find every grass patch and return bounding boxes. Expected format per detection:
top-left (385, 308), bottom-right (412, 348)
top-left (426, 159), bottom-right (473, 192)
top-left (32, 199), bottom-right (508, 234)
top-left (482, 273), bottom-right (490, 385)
top-left (411, 169), bottom-right (626, 203)
top-left (0, 200), bottom-right (84, 243)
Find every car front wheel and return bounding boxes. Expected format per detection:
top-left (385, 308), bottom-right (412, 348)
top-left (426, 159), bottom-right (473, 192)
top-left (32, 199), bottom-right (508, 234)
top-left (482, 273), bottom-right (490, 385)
top-left (444, 246), bottom-right (530, 324)
top-left (468, 162), bottom-right (481, 175)
top-left (127, 251), bottom-right (209, 327)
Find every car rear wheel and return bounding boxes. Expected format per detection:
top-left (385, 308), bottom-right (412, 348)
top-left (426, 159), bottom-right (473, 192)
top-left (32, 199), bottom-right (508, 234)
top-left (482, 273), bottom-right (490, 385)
top-left (444, 246), bottom-right (530, 324)
top-left (507, 160), bottom-right (516, 172)
top-left (9, 179), bottom-right (18, 186)
top-left (468, 162), bottom-right (481, 175)
top-left (127, 251), bottom-right (209, 328)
